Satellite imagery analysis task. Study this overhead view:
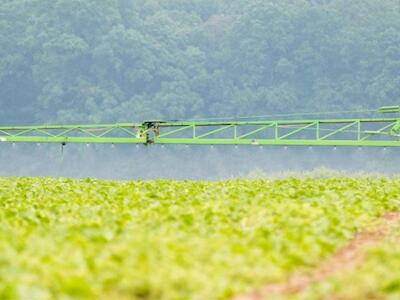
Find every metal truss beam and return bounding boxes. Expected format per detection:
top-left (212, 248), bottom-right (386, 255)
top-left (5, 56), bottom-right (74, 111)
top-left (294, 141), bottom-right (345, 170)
top-left (1, 117), bottom-right (400, 147)
top-left (0, 124), bottom-right (146, 144)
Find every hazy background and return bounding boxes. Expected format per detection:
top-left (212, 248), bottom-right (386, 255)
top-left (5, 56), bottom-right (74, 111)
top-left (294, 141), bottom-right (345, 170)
top-left (0, 144), bottom-right (396, 180)
top-left (1, 0), bottom-right (400, 179)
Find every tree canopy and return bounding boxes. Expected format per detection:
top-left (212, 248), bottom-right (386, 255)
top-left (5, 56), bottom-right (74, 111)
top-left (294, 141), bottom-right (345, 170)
top-left (1, 0), bottom-right (400, 124)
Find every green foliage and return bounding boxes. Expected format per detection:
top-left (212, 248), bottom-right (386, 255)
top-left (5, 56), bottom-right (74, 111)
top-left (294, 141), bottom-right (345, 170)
top-left (0, 177), bottom-right (399, 299)
top-left (293, 225), bottom-right (400, 300)
top-left (1, 1), bottom-right (400, 123)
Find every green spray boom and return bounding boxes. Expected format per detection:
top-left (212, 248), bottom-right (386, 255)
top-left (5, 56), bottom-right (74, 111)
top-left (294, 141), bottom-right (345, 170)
top-left (1, 106), bottom-right (400, 147)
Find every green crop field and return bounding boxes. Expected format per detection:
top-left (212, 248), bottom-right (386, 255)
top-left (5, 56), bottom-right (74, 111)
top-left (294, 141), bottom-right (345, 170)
top-left (1, 177), bottom-right (400, 300)
top-left (292, 235), bottom-right (400, 300)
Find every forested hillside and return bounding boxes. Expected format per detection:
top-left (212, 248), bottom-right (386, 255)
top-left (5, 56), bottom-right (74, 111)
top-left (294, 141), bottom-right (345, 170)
top-left (1, 0), bottom-right (400, 124)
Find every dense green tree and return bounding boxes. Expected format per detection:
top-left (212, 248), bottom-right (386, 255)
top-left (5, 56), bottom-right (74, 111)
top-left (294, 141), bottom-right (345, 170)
top-left (0, 0), bottom-right (400, 124)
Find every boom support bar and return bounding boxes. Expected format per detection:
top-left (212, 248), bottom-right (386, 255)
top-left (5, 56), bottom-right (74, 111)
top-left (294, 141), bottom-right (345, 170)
top-left (1, 117), bottom-right (400, 147)
top-left (0, 123), bottom-right (146, 144)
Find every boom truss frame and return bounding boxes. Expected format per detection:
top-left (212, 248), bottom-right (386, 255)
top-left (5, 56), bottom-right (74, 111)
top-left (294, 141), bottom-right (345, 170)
top-left (1, 116), bottom-right (400, 147)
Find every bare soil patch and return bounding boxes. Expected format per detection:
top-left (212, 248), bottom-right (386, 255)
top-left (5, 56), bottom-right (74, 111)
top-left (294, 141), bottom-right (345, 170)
top-left (234, 212), bottom-right (400, 300)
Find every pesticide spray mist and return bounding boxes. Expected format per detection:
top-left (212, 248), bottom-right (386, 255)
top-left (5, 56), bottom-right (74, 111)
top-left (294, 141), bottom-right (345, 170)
top-left (0, 143), bottom-right (397, 180)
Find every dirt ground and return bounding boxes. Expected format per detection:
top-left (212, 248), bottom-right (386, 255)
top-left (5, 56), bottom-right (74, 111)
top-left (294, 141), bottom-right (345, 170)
top-left (234, 212), bottom-right (400, 300)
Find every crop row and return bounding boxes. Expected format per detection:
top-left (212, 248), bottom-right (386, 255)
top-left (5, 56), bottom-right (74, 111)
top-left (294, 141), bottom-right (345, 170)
top-left (0, 177), bottom-right (399, 299)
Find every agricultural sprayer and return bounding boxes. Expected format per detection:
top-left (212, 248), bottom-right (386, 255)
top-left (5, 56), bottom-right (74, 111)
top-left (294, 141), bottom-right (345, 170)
top-left (1, 106), bottom-right (400, 147)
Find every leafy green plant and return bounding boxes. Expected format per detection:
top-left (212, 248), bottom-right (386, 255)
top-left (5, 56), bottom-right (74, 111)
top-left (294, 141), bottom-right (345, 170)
top-left (0, 177), bottom-right (399, 299)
